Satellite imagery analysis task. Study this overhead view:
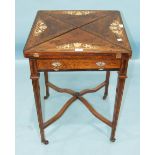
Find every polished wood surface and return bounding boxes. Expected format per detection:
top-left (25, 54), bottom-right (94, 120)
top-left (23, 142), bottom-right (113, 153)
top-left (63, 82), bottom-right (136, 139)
top-left (37, 58), bottom-right (121, 71)
top-left (23, 10), bottom-right (132, 144)
top-left (24, 10), bottom-right (131, 58)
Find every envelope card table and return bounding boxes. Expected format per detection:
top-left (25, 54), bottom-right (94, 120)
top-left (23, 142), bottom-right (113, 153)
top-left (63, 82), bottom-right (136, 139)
top-left (23, 10), bottom-right (132, 144)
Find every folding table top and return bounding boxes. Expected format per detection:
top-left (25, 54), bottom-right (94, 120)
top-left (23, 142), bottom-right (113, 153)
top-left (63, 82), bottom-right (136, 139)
top-left (24, 10), bottom-right (132, 58)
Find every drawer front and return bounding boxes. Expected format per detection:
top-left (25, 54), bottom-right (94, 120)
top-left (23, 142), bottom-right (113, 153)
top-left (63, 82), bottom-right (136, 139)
top-left (37, 59), bottom-right (121, 71)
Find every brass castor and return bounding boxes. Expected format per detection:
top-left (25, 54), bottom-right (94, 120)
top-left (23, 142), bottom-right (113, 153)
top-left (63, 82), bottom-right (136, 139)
top-left (103, 94), bottom-right (107, 100)
top-left (42, 140), bottom-right (49, 145)
top-left (110, 138), bottom-right (116, 142)
top-left (44, 94), bottom-right (49, 99)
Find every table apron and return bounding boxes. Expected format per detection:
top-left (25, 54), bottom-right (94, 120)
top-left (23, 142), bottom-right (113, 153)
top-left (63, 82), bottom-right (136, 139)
top-left (36, 59), bottom-right (121, 71)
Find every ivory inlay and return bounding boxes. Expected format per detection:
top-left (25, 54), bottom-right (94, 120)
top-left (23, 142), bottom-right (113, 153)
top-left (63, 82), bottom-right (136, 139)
top-left (34, 20), bottom-right (47, 36)
top-left (63, 11), bottom-right (96, 16)
top-left (109, 20), bottom-right (124, 41)
top-left (56, 42), bottom-right (99, 50)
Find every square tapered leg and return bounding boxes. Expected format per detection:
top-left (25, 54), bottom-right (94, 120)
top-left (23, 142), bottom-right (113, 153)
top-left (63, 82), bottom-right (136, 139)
top-left (110, 56), bottom-right (128, 142)
top-left (30, 60), bottom-right (49, 144)
top-left (44, 72), bottom-right (50, 99)
top-left (103, 71), bottom-right (110, 99)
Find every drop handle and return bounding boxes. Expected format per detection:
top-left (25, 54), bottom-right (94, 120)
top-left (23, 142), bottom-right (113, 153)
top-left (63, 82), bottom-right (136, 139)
top-left (96, 62), bottom-right (106, 67)
top-left (51, 62), bottom-right (62, 71)
top-left (51, 62), bottom-right (62, 67)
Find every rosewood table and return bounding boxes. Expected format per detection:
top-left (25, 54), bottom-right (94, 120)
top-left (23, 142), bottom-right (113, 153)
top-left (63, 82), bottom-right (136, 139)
top-left (23, 10), bottom-right (132, 144)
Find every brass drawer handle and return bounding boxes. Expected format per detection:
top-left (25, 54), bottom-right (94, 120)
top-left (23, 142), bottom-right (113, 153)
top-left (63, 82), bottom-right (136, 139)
top-left (96, 62), bottom-right (105, 70)
top-left (52, 62), bottom-right (61, 67)
top-left (51, 62), bottom-right (62, 71)
top-left (96, 62), bottom-right (105, 67)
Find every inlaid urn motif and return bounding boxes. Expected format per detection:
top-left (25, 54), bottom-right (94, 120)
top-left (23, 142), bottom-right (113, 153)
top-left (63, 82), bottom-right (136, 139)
top-left (56, 42), bottom-right (99, 50)
top-left (34, 20), bottom-right (47, 36)
top-left (63, 11), bottom-right (96, 16)
top-left (109, 20), bottom-right (124, 41)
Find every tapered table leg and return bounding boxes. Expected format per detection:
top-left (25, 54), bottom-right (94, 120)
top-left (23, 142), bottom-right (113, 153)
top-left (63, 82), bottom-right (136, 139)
top-left (110, 56), bottom-right (129, 142)
top-left (103, 71), bottom-right (110, 99)
top-left (30, 60), bottom-right (48, 144)
top-left (44, 72), bottom-right (50, 99)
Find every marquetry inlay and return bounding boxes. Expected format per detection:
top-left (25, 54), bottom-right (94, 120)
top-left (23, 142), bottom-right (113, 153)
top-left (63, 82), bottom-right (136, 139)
top-left (56, 42), bottom-right (99, 50)
top-left (63, 11), bottom-right (96, 16)
top-left (34, 20), bottom-right (47, 36)
top-left (109, 20), bottom-right (124, 41)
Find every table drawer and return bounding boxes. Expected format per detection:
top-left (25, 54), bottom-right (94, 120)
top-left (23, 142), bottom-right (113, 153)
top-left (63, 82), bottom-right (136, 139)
top-left (37, 59), bottom-right (121, 71)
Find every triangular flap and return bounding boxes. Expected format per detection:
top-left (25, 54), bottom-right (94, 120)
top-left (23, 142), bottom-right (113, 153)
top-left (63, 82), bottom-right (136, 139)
top-left (27, 29), bottom-right (124, 53)
top-left (24, 15), bottom-right (76, 50)
top-left (49, 10), bottom-right (108, 27)
top-left (82, 13), bottom-right (131, 51)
